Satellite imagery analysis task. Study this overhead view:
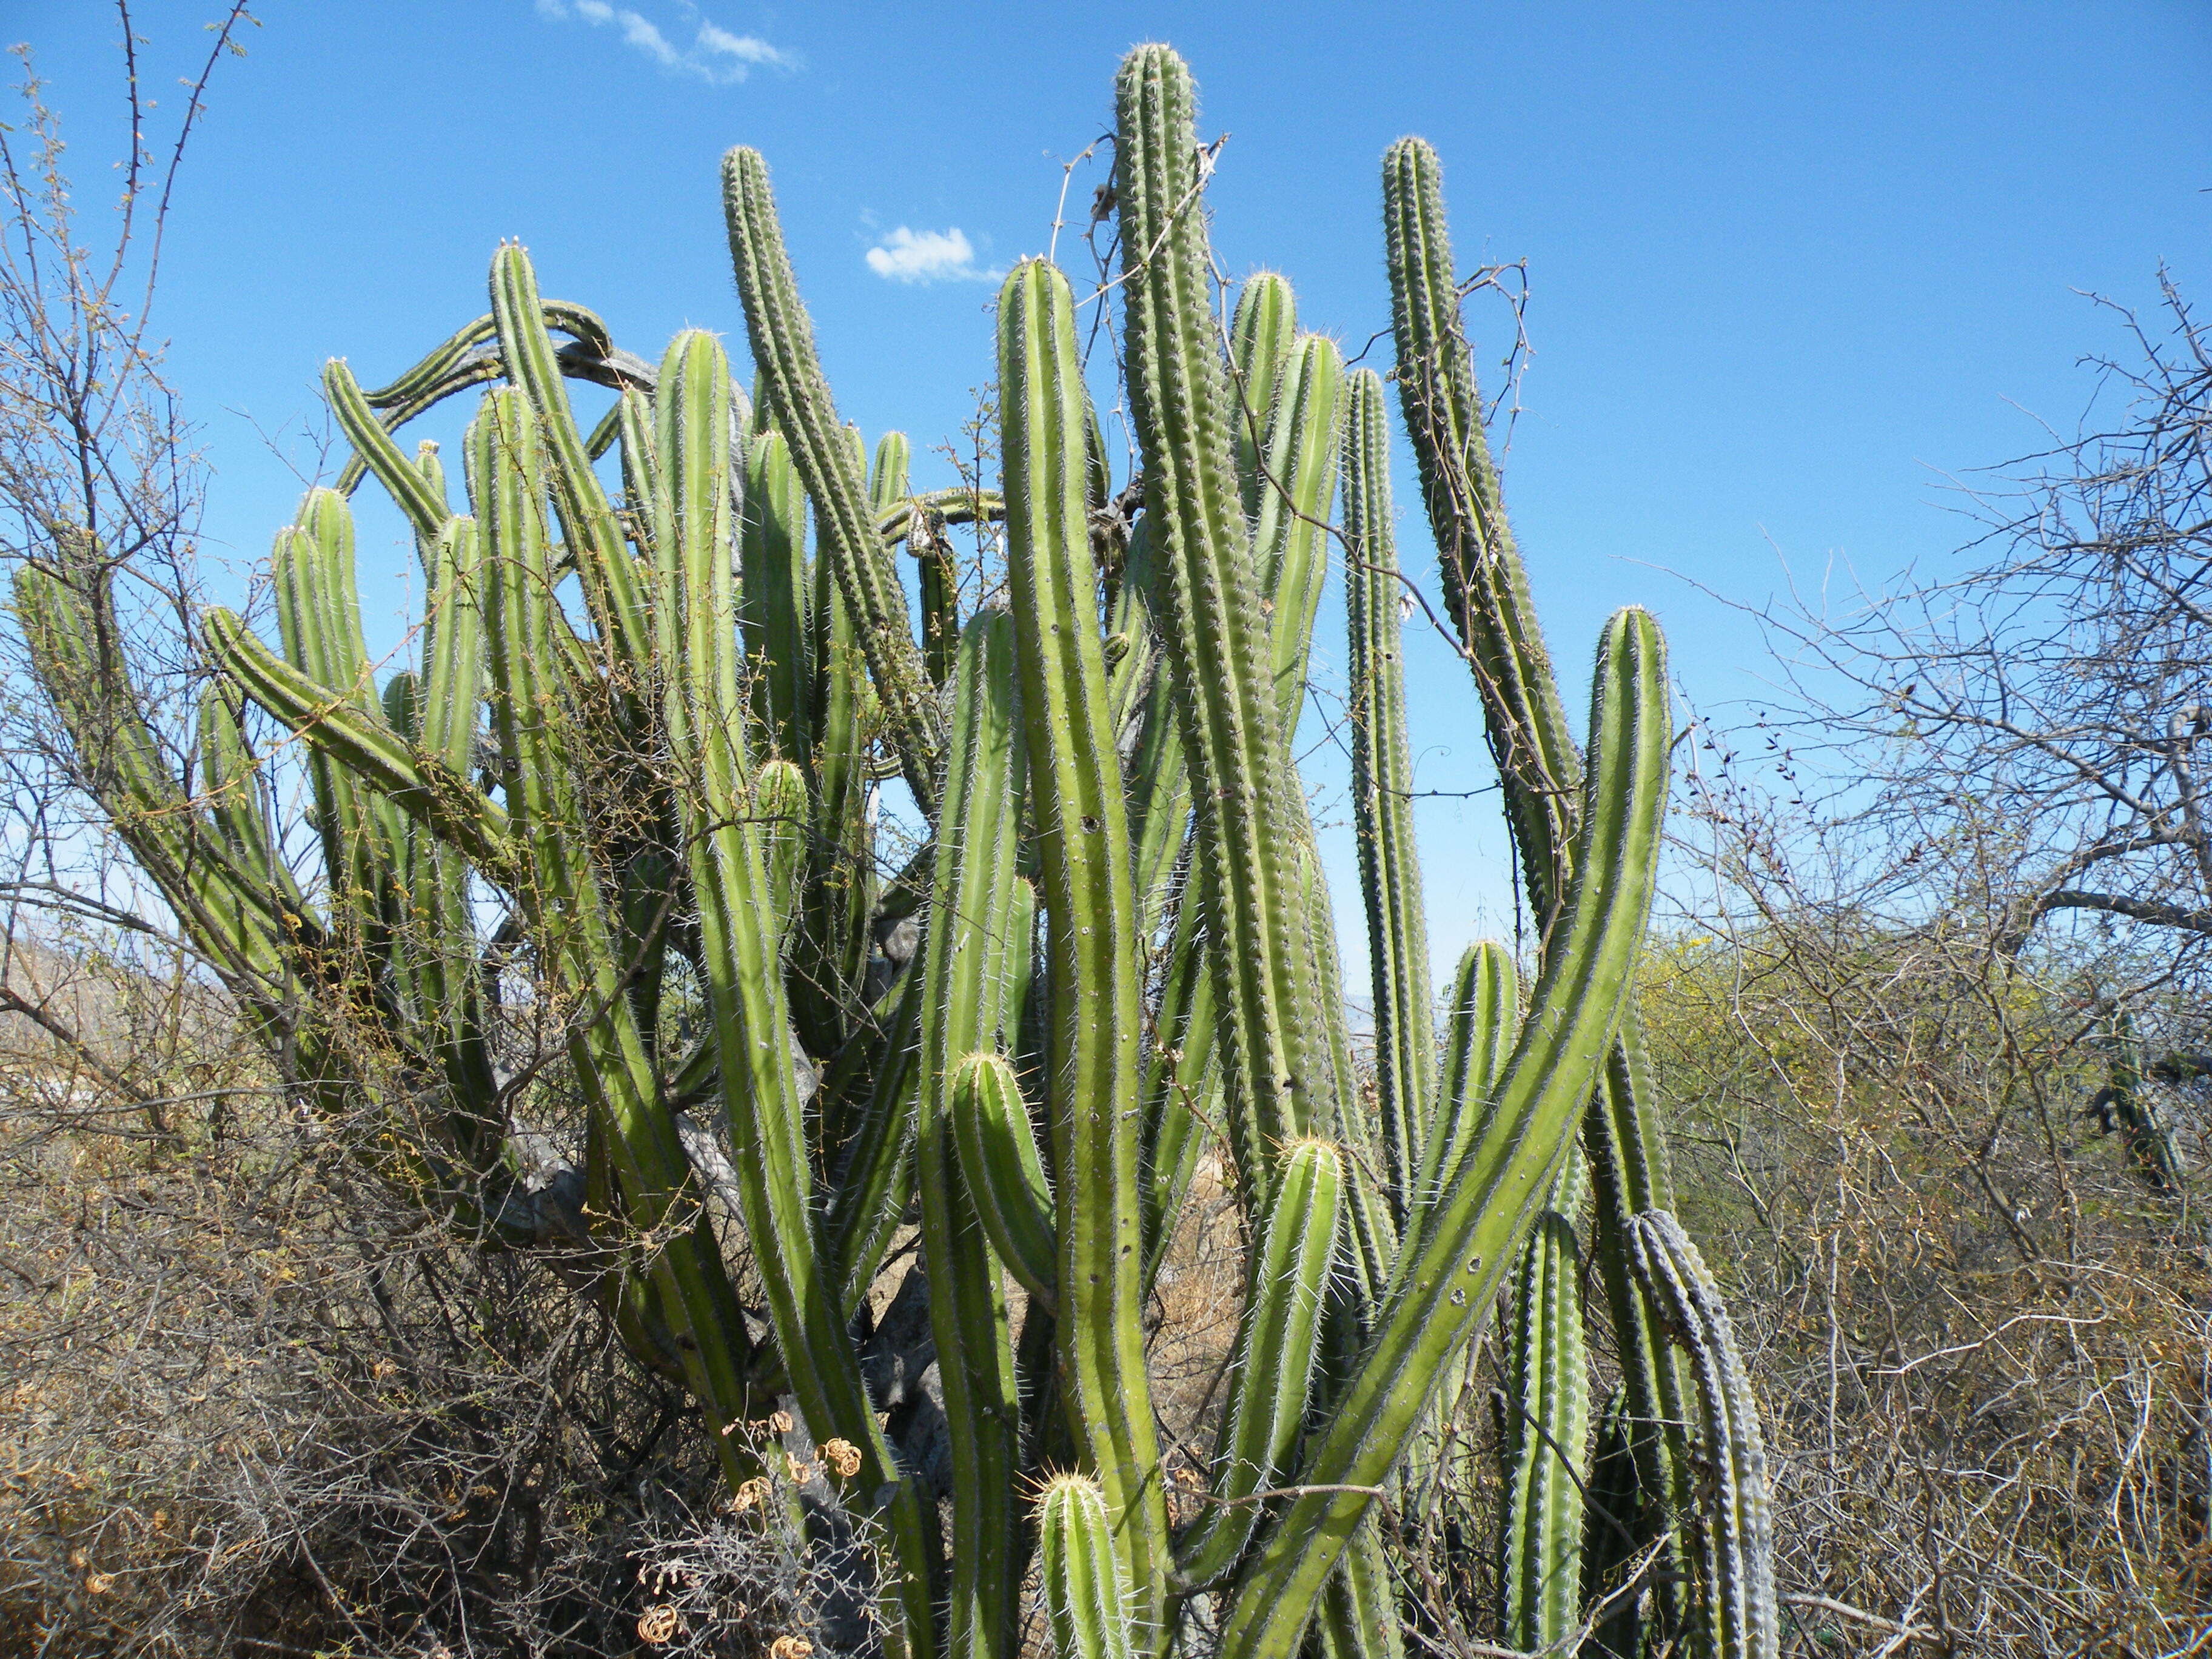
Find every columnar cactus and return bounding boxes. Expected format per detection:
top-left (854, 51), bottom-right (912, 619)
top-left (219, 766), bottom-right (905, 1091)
top-left (14, 39), bottom-right (1776, 1659)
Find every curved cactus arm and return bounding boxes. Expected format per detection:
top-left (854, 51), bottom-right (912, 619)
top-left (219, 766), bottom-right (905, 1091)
top-left (646, 333), bottom-right (941, 1654)
top-left (1000, 256), bottom-right (1172, 1645)
top-left (1416, 940), bottom-right (1518, 1224)
top-left (1041, 1474), bottom-right (1137, 1659)
top-left (1228, 272), bottom-right (1297, 525)
top-left (1114, 44), bottom-right (1339, 1214)
top-left (203, 607), bottom-right (515, 881)
top-left (324, 358), bottom-right (451, 552)
top-left (359, 312), bottom-right (502, 408)
top-left (1177, 1134), bottom-right (1344, 1587)
top-left (357, 295), bottom-right (614, 407)
top-left (952, 1050), bottom-right (1058, 1309)
top-left (913, 607), bottom-right (1028, 1659)
top-left (740, 426), bottom-right (813, 766)
top-left (16, 565), bottom-right (298, 996)
top-left (1215, 606), bottom-right (1669, 1659)
top-left (335, 317), bottom-right (506, 495)
top-left (1501, 1212), bottom-right (1591, 1653)
top-left (1629, 1212), bottom-right (1778, 1659)
top-left (1252, 334), bottom-right (1345, 741)
top-left (877, 487), bottom-right (1006, 545)
top-left (721, 147), bottom-right (942, 815)
top-left (1342, 367), bottom-right (1435, 1224)
top-left (1382, 136), bottom-right (1581, 930)
top-left (335, 296), bottom-right (632, 494)
top-left (489, 244), bottom-right (653, 675)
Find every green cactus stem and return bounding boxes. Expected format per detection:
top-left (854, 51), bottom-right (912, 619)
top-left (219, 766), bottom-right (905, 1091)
top-left (1114, 42), bottom-right (1338, 1215)
top-left (1342, 366), bottom-right (1435, 1223)
top-left (1000, 255), bottom-right (1171, 1646)
top-left (1631, 1212), bottom-right (1778, 1659)
top-left (1501, 1212), bottom-right (1591, 1652)
top-left (1228, 272), bottom-right (1296, 523)
top-left (722, 147), bottom-right (943, 814)
top-left (914, 607), bottom-right (1028, 1659)
top-left (648, 329), bottom-right (940, 1655)
top-left (952, 1050), bottom-right (1057, 1309)
top-left (1176, 1134), bottom-right (1344, 1588)
top-left (1041, 1474), bottom-right (1136, 1659)
top-left (1215, 605), bottom-right (1669, 1659)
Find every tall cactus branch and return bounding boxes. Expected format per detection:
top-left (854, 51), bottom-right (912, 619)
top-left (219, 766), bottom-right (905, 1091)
top-left (1217, 607), bottom-right (1669, 1659)
top-left (722, 147), bottom-right (943, 816)
top-left (1000, 257), bottom-right (1171, 1647)
top-left (1114, 42), bottom-right (1338, 1213)
top-left (1342, 367), bottom-right (1435, 1222)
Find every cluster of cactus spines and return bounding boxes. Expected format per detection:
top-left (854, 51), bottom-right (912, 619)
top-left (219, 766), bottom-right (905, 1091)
top-left (16, 38), bottom-right (1783, 1659)
top-left (1630, 1212), bottom-right (1780, 1659)
top-left (1040, 1475), bottom-right (1135, 1659)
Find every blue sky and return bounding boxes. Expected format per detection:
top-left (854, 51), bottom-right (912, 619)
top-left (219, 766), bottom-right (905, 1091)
top-left (15, 1), bottom-right (2211, 979)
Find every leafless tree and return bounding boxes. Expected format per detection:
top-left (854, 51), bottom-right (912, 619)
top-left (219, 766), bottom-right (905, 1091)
top-left (1755, 278), bottom-right (2212, 1017)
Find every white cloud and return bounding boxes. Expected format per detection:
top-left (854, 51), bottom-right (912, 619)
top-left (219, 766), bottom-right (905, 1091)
top-left (865, 227), bottom-right (999, 285)
top-left (698, 22), bottom-right (793, 70)
top-left (617, 11), bottom-right (679, 64)
top-left (534, 1), bottom-right (794, 85)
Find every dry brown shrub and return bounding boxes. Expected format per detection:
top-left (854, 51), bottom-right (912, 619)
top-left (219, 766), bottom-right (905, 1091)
top-left (1643, 892), bottom-right (2212, 1655)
